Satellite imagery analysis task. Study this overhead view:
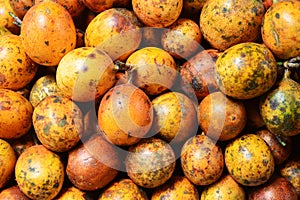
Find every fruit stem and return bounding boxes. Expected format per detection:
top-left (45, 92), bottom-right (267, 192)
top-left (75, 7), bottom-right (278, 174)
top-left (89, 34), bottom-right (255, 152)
top-left (114, 60), bottom-right (134, 71)
top-left (9, 12), bottom-right (22, 27)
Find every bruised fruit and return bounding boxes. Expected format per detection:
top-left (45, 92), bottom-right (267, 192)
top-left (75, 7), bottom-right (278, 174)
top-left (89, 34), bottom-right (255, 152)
top-left (15, 145), bottom-right (64, 200)
top-left (0, 89), bottom-right (33, 139)
top-left (0, 185), bottom-right (30, 199)
top-left (0, 139), bottom-right (17, 189)
top-left (125, 137), bottom-right (176, 188)
top-left (280, 157), bottom-right (300, 196)
top-left (21, 1), bottom-right (76, 66)
top-left (225, 134), bottom-right (275, 186)
top-left (215, 42), bottom-right (277, 99)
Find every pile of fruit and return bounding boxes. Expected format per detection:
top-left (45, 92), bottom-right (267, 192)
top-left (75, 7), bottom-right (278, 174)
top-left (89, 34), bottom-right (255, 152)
top-left (0, 0), bottom-right (299, 199)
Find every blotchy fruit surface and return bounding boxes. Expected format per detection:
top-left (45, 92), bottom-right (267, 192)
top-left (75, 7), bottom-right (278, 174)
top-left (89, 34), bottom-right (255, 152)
top-left (215, 42), bottom-right (277, 99)
top-left (262, 0), bottom-right (300, 59)
top-left (32, 95), bottom-right (83, 152)
top-left (201, 174), bottom-right (246, 200)
top-left (0, 139), bottom-right (17, 189)
top-left (152, 176), bottom-right (199, 200)
top-left (181, 134), bottom-right (224, 186)
top-left (200, 0), bottom-right (265, 50)
top-left (0, 0), bottom-right (20, 34)
top-left (15, 145), bottom-right (64, 200)
top-left (21, 1), bottom-right (76, 66)
top-left (56, 47), bottom-right (116, 102)
top-left (225, 134), bottom-right (275, 186)
top-left (9, 0), bottom-right (33, 19)
top-left (125, 137), bottom-right (176, 188)
top-left (98, 179), bottom-right (148, 200)
top-left (0, 185), bottom-right (30, 199)
top-left (0, 89), bottom-right (33, 139)
top-left (0, 35), bottom-right (37, 90)
top-left (55, 186), bottom-right (86, 200)
top-left (280, 157), bottom-right (300, 196)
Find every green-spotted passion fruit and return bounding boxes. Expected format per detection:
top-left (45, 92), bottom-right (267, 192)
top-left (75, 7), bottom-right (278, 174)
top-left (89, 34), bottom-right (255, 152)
top-left (280, 157), bottom-right (300, 196)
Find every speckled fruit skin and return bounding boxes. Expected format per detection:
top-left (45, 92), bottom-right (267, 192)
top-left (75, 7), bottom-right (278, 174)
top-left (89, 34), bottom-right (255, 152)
top-left (152, 175), bottom-right (199, 200)
top-left (200, 0), bottom-right (265, 51)
top-left (215, 42), bottom-right (277, 99)
top-left (66, 135), bottom-right (120, 191)
top-left (0, 35), bottom-right (37, 90)
top-left (9, 0), bottom-right (33, 19)
top-left (181, 134), bottom-right (224, 186)
top-left (225, 134), bottom-right (275, 186)
top-left (0, 139), bottom-right (16, 189)
top-left (29, 75), bottom-right (63, 108)
top-left (198, 91), bottom-right (247, 141)
top-left (125, 137), bottom-right (176, 188)
top-left (98, 179), bottom-right (148, 200)
top-left (0, 89), bottom-right (33, 139)
top-left (55, 186), bottom-right (86, 200)
top-left (126, 47), bottom-right (177, 95)
top-left (161, 18), bottom-right (202, 59)
top-left (280, 157), bottom-right (300, 197)
top-left (132, 0), bottom-right (183, 27)
top-left (262, 0), bottom-right (300, 59)
top-left (150, 92), bottom-right (198, 144)
top-left (248, 175), bottom-right (298, 200)
top-left (10, 132), bottom-right (35, 157)
top-left (21, 1), bottom-right (76, 66)
top-left (201, 174), bottom-right (246, 200)
top-left (32, 95), bottom-right (83, 152)
top-left (98, 83), bottom-right (153, 146)
top-left (0, 0), bottom-right (20, 34)
top-left (0, 26), bottom-right (12, 36)
top-left (260, 71), bottom-right (300, 137)
top-left (15, 145), bottom-right (65, 200)
top-left (85, 8), bottom-right (142, 61)
top-left (56, 47), bottom-right (116, 102)
top-left (0, 185), bottom-right (30, 199)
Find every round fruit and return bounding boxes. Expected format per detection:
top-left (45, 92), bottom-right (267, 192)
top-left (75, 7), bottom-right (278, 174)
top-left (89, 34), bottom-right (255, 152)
top-left (181, 134), bottom-right (224, 186)
top-left (32, 95), bottom-right (83, 152)
top-left (0, 35), bottom-right (38, 90)
top-left (126, 47), bottom-right (177, 95)
top-left (21, 1), bottom-right (76, 66)
top-left (56, 47), bottom-right (116, 102)
top-left (152, 176), bottom-right (199, 200)
top-left (201, 174), bottom-right (246, 200)
top-left (98, 83), bottom-right (153, 146)
top-left (150, 91), bottom-right (198, 144)
top-left (0, 0), bottom-right (20, 34)
top-left (9, 0), bottom-right (33, 19)
top-left (262, 0), bottom-right (300, 59)
top-left (82, 0), bottom-right (130, 13)
top-left (0, 185), bottom-right (30, 199)
top-left (15, 145), bottom-right (65, 200)
top-left (56, 186), bottom-right (86, 200)
top-left (215, 42), bottom-right (277, 99)
top-left (280, 157), bottom-right (300, 196)
top-left (125, 137), bottom-right (176, 188)
top-left (66, 135), bottom-right (120, 191)
top-left (132, 0), bottom-right (183, 27)
top-left (98, 179), bottom-right (148, 200)
top-left (0, 89), bottom-right (33, 139)
top-left (225, 134), bottom-right (275, 186)
top-left (85, 8), bottom-right (142, 61)
top-left (200, 0), bottom-right (265, 50)
top-left (198, 91), bottom-right (247, 141)
top-left (0, 139), bottom-right (17, 189)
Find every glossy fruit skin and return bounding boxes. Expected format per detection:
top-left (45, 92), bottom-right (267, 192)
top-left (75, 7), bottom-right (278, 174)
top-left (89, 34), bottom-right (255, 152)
top-left (198, 91), bottom-right (247, 141)
top-left (55, 186), bottom-right (86, 200)
top-left (262, 0), bottom-right (300, 59)
top-left (0, 35), bottom-right (38, 90)
top-left (126, 47), bottom-right (177, 95)
top-left (32, 95), bottom-right (83, 152)
top-left (225, 134), bottom-right (275, 186)
top-left (0, 139), bottom-right (17, 189)
top-left (215, 42), bottom-right (277, 99)
top-left (181, 134), bottom-right (224, 186)
top-left (200, 0), bottom-right (265, 50)
top-left (280, 157), bottom-right (300, 196)
top-left (21, 1), bottom-right (76, 66)
top-left (161, 18), bottom-right (202, 59)
top-left (0, 89), bottom-right (33, 139)
top-left (98, 83), bottom-right (153, 146)
top-left (132, 0), bottom-right (183, 27)
top-left (152, 175), bottom-right (199, 200)
top-left (125, 137), bottom-right (176, 188)
top-left (56, 47), bottom-right (116, 102)
top-left (201, 174), bottom-right (246, 200)
top-left (98, 179), bottom-right (148, 200)
top-left (9, 0), bottom-right (33, 19)
top-left (85, 8), bottom-right (142, 61)
top-left (260, 73), bottom-right (300, 137)
top-left (15, 145), bottom-right (65, 200)
top-left (0, 0), bottom-right (20, 34)
top-left (66, 135), bottom-right (120, 191)
top-left (150, 92), bottom-right (198, 144)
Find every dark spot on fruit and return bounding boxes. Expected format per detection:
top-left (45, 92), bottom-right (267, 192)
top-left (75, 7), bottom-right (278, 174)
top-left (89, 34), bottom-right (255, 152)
top-left (270, 99), bottom-right (279, 110)
top-left (35, 114), bottom-right (45, 120)
top-left (88, 53), bottom-right (96, 59)
top-left (17, 59), bottom-right (22, 63)
top-left (61, 48), bottom-right (66, 54)
top-left (251, 7), bottom-right (258, 15)
top-left (275, 13), bottom-right (280, 19)
top-left (44, 41), bottom-right (49, 46)
top-left (23, 6), bottom-right (31, 10)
